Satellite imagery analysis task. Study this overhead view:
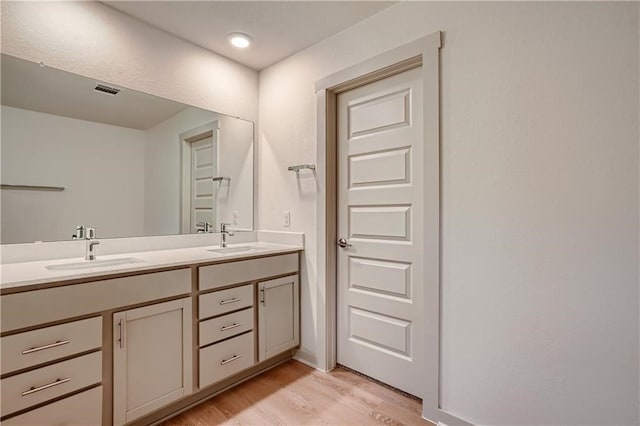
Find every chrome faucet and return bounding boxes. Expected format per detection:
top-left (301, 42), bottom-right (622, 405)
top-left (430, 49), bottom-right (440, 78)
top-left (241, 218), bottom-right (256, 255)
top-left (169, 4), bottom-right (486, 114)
top-left (220, 223), bottom-right (235, 248)
top-left (196, 221), bottom-right (213, 233)
top-left (85, 227), bottom-right (99, 261)
top-left (72, 225), bottom-right (86, 240)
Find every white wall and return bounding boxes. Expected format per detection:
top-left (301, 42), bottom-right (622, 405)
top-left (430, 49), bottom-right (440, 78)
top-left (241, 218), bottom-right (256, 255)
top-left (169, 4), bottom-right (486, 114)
top-left (143, 107), bottom-right (215, 236)
top-left (0, 1), bottom-right (258, 122)
top-left (1, 106), bottom-right (145, 243)
top-left (258, 2), bottom-right (639, 425)
top-left (144, 108), bottom-right (254, 235)
top-left (216, 116), bottom-right (254, 231)
top-left (0, 104), bottom-right (253, 242)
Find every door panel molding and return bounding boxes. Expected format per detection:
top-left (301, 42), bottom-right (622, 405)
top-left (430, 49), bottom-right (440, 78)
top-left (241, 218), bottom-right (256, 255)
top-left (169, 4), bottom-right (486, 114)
top-left (315, 31), bottom-right (472, 425)
top-left (337, 60), bottom-right (424, 397)
top-left (180, 121), bottom-right (219, 234)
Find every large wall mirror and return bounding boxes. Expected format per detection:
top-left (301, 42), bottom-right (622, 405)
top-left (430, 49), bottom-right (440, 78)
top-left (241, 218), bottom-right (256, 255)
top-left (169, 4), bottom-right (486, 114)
top-left (1, 54), bottom-right (254, 244)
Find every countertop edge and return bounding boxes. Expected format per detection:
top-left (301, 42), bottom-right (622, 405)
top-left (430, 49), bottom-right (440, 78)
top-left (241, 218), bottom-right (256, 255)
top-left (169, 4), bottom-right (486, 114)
top-left (1, 244), bottom-right (303, 295)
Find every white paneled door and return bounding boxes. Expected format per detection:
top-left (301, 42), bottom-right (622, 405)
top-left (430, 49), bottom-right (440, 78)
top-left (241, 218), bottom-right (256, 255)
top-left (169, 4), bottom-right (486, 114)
top-left (190, 135), bottom-right (216, 232)
top-left (337, 67), bottom-right (424, 397)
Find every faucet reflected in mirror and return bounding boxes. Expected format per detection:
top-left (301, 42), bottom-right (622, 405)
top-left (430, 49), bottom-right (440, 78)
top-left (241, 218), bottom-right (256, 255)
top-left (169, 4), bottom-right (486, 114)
top-left (0, 54), bottom-right (254, 244)
top-left (196, 222), bottom-right (213, 233)
top-left (73, 225), bottom-right (100, 260)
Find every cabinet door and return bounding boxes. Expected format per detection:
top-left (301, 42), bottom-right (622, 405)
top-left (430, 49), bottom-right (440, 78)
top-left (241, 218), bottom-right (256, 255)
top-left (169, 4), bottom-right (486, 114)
top-left (113, 298), bottom-right (192, 426)
top-left (258, 275), bottom-right (299, 362)
top-left (2, 386), bottom-right (102, 426)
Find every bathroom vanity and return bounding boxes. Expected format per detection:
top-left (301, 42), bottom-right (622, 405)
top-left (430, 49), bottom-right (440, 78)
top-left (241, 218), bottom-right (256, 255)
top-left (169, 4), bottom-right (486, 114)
top-left (0, 50), bottom-right (303, 425)
top-left (0, 242), bottom-right (302, 425)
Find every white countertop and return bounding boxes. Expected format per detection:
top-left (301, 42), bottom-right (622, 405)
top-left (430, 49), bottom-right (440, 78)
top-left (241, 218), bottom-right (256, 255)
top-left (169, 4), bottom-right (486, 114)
top-left (0, 242), bottom-right (302, 292)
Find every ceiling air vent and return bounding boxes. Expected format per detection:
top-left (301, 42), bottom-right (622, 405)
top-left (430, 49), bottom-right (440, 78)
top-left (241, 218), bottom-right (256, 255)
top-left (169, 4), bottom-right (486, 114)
top-left (94, 84), bottom-right (120, 95)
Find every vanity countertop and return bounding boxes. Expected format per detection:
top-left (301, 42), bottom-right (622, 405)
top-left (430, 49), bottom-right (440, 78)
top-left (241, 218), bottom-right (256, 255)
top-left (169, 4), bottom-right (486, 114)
top-left (0, 242), bottom-right (302, 293)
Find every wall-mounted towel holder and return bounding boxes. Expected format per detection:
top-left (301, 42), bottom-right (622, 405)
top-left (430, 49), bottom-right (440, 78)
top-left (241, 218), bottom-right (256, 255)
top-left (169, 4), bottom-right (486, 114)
top-left (1, 184), bottom-right (65, 191)
top-left (288, 164), bottom-right (316, 172)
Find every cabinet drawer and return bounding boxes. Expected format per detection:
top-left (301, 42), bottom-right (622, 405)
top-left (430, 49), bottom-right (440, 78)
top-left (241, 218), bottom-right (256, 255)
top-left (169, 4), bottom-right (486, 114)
top-left (1, 351), bottom-right (102, 417)
top-left (199, 308), bottom-right (254, 347)
top-left (199, 332), bottom-right (255, 388)
top-left (1, 317), bottom-right (102, 375)
top-left (199, 284), bottom-right (253, 319)
top-left (2, 385), bottom-right (102, 426)
top-left (2, 268), bottom-right (191, 333)
top-left (199, 253), bottom-right (298, 291)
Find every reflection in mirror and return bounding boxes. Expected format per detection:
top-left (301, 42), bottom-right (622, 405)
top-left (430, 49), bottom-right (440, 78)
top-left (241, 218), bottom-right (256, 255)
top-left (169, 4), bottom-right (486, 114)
top-left (0, 54), bottom-right (254, 244)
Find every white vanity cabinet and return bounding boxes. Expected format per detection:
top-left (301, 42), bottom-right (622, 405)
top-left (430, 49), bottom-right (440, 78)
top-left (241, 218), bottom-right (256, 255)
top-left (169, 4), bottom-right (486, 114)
top-left (113, 298), bottom-right (193, 426)
top-left (198, 282), bottom-right (256, 389)
top-left (197, 253), bottom-right (300, 389)
top-left (1, 247), bottom-right (302, 426)
top-left (258, 275), bottom-right (300, 362)
top-left (1, 268), bottom-right (192, 425)
top-left (0, 317), bottom-right (103, 424)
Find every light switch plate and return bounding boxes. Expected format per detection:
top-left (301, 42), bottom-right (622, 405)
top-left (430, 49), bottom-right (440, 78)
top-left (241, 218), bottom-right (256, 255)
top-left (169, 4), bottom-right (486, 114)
top-left (283, 210), bottom-right (290, 227)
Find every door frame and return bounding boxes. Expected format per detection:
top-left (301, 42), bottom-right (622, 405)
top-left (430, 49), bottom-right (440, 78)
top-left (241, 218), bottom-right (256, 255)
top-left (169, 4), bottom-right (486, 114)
top-left (314, 32), bottom-right (469, 425)
top-left (179, 120), bottom-right (219, 234)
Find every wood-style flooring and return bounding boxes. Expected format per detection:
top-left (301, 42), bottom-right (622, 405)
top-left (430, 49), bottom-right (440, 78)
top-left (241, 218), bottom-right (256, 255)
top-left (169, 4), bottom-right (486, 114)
top-left (162, 360), bottom-right (430, 426)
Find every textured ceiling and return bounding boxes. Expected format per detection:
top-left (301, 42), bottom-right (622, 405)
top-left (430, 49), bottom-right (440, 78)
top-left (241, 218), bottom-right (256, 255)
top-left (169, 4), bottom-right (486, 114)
top-left (1, 54), bottom-right (189, 130)
top-left (103, 1), bottom-right (395, 70)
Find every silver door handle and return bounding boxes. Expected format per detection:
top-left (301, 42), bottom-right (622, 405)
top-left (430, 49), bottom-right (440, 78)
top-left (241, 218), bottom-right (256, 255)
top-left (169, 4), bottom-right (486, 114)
top-left (220, 354), bottom-right (243, 365)
top-left (22, 340), bottom-right (70, 355)
top-left (337, 238), bottom-right (352, 248)
top-left (22, 377), bottom-right (70, 396)
top-left (118, 318), bottom-right (125, 349)
top-left (220, 323), bottom-right (242, 332)
top-left (219, 297), bottom-right (241, 305)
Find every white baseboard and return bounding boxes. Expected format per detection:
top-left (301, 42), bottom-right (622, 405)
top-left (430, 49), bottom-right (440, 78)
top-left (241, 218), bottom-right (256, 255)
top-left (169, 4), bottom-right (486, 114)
top-left (293, 348), bottom-right (319, 370)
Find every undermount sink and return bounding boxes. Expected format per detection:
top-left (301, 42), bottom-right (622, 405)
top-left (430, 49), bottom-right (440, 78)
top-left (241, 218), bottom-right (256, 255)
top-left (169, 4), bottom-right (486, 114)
top-left (45, 257), bottom-right (144, 271)
top-left (207, 245), bottom-right (264, 254)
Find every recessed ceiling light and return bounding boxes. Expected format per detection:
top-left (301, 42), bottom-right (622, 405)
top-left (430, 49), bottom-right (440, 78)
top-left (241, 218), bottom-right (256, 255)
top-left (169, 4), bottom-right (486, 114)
top-left (228, 32), bottom-right (252, 49)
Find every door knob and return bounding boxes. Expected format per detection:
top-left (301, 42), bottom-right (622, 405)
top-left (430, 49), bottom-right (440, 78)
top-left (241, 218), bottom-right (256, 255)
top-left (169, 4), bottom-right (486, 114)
top-left (337, 238), bottom-right (352, 248)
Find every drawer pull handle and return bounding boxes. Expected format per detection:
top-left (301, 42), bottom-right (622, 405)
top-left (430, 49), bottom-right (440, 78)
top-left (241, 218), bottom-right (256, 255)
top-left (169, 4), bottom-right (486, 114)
top-left (219, 297), bottom-right (241, 305)
top-left (22, 340), bottom-right (70, 355)
top-left (220, 354), bottom-right (243, 365)
top-left (21, 377), bottom-right (70, 396)
top-left (220, 323), bottom-right (242, 332)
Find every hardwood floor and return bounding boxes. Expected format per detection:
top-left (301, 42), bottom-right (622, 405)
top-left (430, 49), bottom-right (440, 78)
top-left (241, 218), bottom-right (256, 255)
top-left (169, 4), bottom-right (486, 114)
top-left (162, 360), bottom-right (431, 426)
